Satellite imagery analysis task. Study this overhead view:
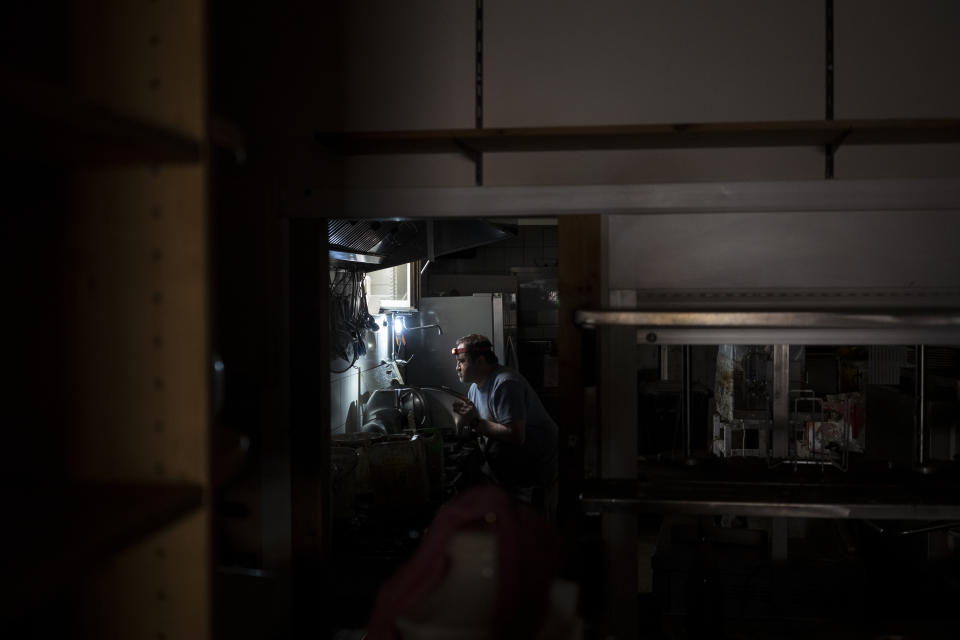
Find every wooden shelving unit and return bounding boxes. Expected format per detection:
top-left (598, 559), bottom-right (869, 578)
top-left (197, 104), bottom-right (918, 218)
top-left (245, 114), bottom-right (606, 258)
top-left (1, 66), bottom-right (202, 165)
top-left (320, 118), bottom-right (960, 155)
top-left (1, 483), bottom-right (204, 618)
top-left (3, 1), bottom-right (214, 637)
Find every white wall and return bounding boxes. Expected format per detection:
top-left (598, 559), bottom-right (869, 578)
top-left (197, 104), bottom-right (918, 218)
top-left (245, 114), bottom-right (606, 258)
top-left (341, 0), bottom-right (474, 130)
top-left (484, 0), bottom-right (823, 126)
top-left (339, 0), bottom-right (960, 187)
top-left (341, 0), bottom-right (476, 187)
top-left (834, 0), bottom-right (960, 119)
top-left (607, 210), bottom-right (960, 291)
top-left (833, 0), bottom-right (960, 178)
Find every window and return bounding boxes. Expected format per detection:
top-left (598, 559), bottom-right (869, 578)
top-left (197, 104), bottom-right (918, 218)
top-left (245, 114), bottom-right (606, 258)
top-left (365, 262), bottom-right (416, 313)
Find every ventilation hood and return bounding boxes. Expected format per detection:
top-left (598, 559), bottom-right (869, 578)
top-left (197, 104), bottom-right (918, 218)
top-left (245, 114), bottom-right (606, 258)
top-left (328, 219), bottom-right (517, 271)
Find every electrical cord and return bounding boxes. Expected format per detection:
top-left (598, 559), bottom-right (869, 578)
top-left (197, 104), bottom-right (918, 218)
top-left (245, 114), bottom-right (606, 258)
top-left (329, 268), bottom-right (377, 373)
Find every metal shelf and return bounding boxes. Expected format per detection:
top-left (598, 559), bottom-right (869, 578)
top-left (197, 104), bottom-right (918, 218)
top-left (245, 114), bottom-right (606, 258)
top-left (290, 178), bottom-right (960, 219)
top-left (581, 471), bottom-right (960, 520)
top-left (573, 308), bottom-right (960, 345)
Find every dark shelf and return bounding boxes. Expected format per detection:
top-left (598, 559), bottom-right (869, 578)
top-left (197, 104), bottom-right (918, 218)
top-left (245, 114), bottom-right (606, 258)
top-left (210, 116), bottom-right (247, 163)
top-left (1, 481), bottom-right (204, 619)
top-left (581, 464), bottom-right (960, 520)
top-left (1, 65), bottom-right (202, 165)
top-left (320, 119), bottom-right (960, 155)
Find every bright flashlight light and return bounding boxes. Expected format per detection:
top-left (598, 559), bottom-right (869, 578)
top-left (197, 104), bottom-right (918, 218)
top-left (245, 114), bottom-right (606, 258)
top-left (393, 316), bottom-right (404, 334)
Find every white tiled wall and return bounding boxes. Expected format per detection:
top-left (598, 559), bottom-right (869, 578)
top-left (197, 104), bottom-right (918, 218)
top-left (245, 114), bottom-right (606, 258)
top-left (425, 222), bottom-right (559, 277)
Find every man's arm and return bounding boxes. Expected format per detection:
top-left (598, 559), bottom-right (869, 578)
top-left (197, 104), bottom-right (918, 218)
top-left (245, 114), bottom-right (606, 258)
top-left (477, 416), bottom-right (526, 446)
top-left (453, 398), bottom-right (526, 445)
top-left (480, 378), bottom-right (528, 445)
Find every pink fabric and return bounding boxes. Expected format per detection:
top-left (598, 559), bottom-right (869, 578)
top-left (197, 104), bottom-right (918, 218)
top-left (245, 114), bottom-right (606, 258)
top-left (365, 486), bottom-right (560, 639)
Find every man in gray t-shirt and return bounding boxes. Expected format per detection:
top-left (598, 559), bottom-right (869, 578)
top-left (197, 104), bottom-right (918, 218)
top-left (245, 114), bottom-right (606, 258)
top-left (451, 333), bottom-right (558, 518)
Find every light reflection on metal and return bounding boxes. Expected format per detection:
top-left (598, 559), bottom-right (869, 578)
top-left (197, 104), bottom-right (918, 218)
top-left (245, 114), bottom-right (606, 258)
top-left (580, 481), bottom-right (960, 520)
top-left (575, 310), bottom-right (960, 328)
top-left (863, 519), bottom-right (960, 536)
top-left (312, 179), bottom-right (960, 219)
top-left (573, 309), bottom-right (960, 345)
top-left (772, 345), bottom-right (790, 459)
top-left (329, 249), bottom-right (383, 264)
top-left (404, 322), bottom-right (443, 336)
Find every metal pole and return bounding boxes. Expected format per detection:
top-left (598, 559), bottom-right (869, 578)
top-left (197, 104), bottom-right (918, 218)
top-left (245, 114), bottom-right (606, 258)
top-left (772, 345), bottom-right (790, 458)
top-left (770, 343), bottom-right (792, 566)
top-left (474, 0), bottom-right (484, 186)
top-left (771, 517), bottom-right (788, 562)
top-left (355, 363), bottom-right (363, 430)
top-left (824, 0), bottom-right (835, 179)
top-left (916, 344), bottom-right (926, 468)
top-left (426, 220), bottom-right (435, 261)
top-left (683, 345), bottom-right (692, 459)
top-left (600, 325), bottom-right (639, 640)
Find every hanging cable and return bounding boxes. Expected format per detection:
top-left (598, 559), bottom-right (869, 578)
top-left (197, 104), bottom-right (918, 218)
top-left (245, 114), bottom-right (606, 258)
top-left (329, 268), bottom-right (377, 373)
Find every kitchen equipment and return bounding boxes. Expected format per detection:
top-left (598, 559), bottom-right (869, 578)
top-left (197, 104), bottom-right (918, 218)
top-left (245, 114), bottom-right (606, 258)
top-left (332, 432), bottom-right (383, 493)
top-left (367, 435), bottom-right (430, 512)
top-left (405, 294), bottom-right (510, 394)
top-left (331, 447), bottom-right (360, 520)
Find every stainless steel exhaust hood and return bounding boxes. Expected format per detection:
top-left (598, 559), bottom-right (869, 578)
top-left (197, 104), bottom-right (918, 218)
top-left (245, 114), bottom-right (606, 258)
top-left (328, 219), bottom-right (516, 271)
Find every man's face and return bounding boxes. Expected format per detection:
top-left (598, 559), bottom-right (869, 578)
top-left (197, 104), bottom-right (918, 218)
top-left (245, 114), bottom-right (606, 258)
top-left (455, 346), bottom-right (478, 385)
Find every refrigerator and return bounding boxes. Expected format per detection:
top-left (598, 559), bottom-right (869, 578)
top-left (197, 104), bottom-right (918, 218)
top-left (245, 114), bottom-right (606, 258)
top-left (404, 293), bottom-right (516, 394)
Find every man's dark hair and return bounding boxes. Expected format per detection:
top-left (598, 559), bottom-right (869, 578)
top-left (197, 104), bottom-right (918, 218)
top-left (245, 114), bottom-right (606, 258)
top-left (454, 333), bottom-right (499, 365)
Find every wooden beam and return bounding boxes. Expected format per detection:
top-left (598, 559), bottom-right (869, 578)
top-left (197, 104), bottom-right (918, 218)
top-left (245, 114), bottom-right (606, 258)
top-left (320, 119), bottom-right (960, 155)
top-left (289, 218), bottom-right (329, 633)
top-left (558, 216), bottom-right (604, 514)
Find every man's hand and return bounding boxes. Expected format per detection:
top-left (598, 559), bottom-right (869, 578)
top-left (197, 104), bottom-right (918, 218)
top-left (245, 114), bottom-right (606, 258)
top-left (452, 399), bottom-right (479, 431)
top-left (452, 399), bottom-right (525, 444)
